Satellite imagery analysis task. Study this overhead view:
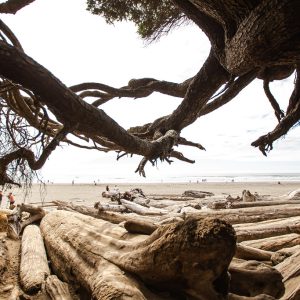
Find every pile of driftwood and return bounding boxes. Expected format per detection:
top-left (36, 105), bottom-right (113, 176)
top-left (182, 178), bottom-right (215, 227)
top-left (0, 187), bottom-right (300, 299)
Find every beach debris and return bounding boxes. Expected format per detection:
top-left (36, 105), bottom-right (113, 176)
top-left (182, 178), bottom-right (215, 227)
top-left (123, 219), bottom-right (157, 235)
top-left (120, 199), bottom-right (167, 215)
top-left (40, 210), bottom-right (236, 299)
top-left (242, 190), bottom-right (257, 202)
top-left (20, 225), bottom-right (50, 293)
top-left (182, 190), bottom-right (214, 198)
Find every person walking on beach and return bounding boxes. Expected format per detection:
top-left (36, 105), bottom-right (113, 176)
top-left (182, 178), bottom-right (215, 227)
top-left (7, 192), bottom-right (15, 209)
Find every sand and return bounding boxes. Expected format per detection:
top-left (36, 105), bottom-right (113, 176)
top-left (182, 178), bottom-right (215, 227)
top-left (3, 181), bottom-right (300, 206)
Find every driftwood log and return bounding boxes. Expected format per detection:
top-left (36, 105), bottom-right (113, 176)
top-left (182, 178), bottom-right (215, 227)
top-left (275, 250), bottom-right (300, 300)
top-left (241, 233), bottom-right (300, 252)
top-left (229, 258), bottom-right (284, 298)
top-left (124, 219), bottom-right (157, 235)
top-left (20, 225), bottom-right (50, 293)
top-left (229, 199), bottom-right (300, 209)
top-left (182, 190), bottom-right (214, 198)
top-left (120, 199), bottom-right (167, 215)
top-left (234, 216), bottom-right (300, 242)
top-left (192, 204), bottom-right (300, 224)
top-left (40, 210), bottom-right (236, 299)
top-left (235, 244), bottom-right (285, 265)
top-left (228, 293), bottom-right (275, 299)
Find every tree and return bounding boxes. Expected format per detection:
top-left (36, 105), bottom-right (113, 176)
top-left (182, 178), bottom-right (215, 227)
top-left (0, 0), bottom-right (299, 186)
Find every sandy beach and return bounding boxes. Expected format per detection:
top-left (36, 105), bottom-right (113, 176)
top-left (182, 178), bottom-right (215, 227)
top-left (4, 181), bottom-right (300, 206)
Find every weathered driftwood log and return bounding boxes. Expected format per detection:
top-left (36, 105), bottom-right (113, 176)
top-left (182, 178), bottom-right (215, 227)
top-left (229, 258), bottom-right (284, 298)
top-left (124, 219), bottom-right (157, 235)
top-left (55, 200), bottom-right (157, 224)
top-left (94, 201), bottom-right (127, 213)
top-left (43, 275), bottom-right (73, 300)
top-left (20, 225), bottom-right (50, 293)
top-left (0, 239), bottom-right (7, 278)
top-left (229, 199), bottom-right (300, 209)
top-left (41, 211), bottom-right (236, 299)
top-left (277, 245), bottom-right (300, 257)
top-left (241, 233), bottom-right (300, 251)
top-left (120, 199), bottom-right (167, 215)
top-left (8, 286), bottom-right (19, 300)
top-left (0, 208), bottom-right (17, 216)
top-left (192, 204), bottom-right (300, 224)
top-left (132, 197), bottom-right (150, 207)
top-left (234, 216), bottom-right (300, 242)
top-left (235, 244), bottom-right (285, 265)
top-left (182, 190), bottom-right (214, 198)
top-left (275, 250), bottom-right (300, 300)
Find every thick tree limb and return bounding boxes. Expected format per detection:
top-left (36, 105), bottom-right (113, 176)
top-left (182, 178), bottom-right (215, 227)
top-left (0, 0), bottom-right (35, 14)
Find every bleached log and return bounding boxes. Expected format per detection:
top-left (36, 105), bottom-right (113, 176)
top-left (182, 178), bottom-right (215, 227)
top-left (241, 233), bottom-right (300, 251)
top-left (55, 200), bottom-right (157, 224)
top-left (120, 199), bottom-right (167, 216)
top-left (192, 204), bottom-right (300, 224)
top-left (124, 220), bottom-right (157, 235)
top-left (275, 250), bottom-right (300, 300)
top-left (229, 258), bottom-right (284, 298)
top-left (229, 200), bottom-right (300, 209)
top-left (41, 211), bottom-right (236, 299)
top-left (235, 244), bottom-right (285, 265)
top-left (0, 208), bottom-right (17, 216)
top-left (234, 216), bottom-right (300, 242)
top-left (94, 202), bottom-right (127, 213)
top-left (132, 197), bottom-right (150, 207)
top-left (8, 286), bottom-right (19, 300)
top-left (20, 225), bottom-right (50, 293)
top-left (43, 275), bottom-right (73, 300)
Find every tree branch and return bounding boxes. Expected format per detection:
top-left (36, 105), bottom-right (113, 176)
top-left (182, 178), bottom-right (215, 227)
top-left (0, 0), bottom-right (35, 14)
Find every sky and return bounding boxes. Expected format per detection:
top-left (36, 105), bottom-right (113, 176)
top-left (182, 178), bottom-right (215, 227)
top-left (1, 0), bottom-right (300, 183)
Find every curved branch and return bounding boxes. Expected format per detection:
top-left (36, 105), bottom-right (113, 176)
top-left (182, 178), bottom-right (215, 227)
top-left (263, 79), bottom-right (284, 122)
top-left (0, 41), bottom-right (179, 160)
top-left (0, 0), bottom-right (35, 14)
top-left (251, 100), bottom-right (300, 156)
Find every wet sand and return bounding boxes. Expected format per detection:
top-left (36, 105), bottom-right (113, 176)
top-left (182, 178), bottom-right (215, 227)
top-left (5, 181), bottom-right (300, 206)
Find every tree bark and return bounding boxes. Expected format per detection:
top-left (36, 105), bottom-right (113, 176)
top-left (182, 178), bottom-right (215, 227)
top-left (40, 210), bottom-right (236, 299)
top-left (20, 225), bottom-right (50, 293)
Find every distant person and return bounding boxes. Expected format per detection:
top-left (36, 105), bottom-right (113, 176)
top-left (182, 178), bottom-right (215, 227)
top-left (7, 192), bottom-right (15, 209)
top-left (72, 180), bottom-right (74, 185)
top-left (0, 190), bottom-right (3, 206)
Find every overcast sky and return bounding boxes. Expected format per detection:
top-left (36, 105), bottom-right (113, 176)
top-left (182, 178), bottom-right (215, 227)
top-left (2, 0), bottom-right (300, 182)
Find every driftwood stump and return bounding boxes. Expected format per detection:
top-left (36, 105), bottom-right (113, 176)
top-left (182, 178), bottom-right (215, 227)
top-left (40, 210), bottom-right (236, 299)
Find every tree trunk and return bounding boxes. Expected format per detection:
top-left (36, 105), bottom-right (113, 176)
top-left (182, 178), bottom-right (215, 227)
top-left (20, 225), bottom-right (50, 293)
top-left (229, 258), bottom-right (284, 298)
top-left (275, 250), bottom-right (300, 300)
top-left (234, 216), bottom-right (300, 242)
top-left (241, 233), bottom-right (300, 252)
top-left (40, 210), bottom-right (236, 300)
